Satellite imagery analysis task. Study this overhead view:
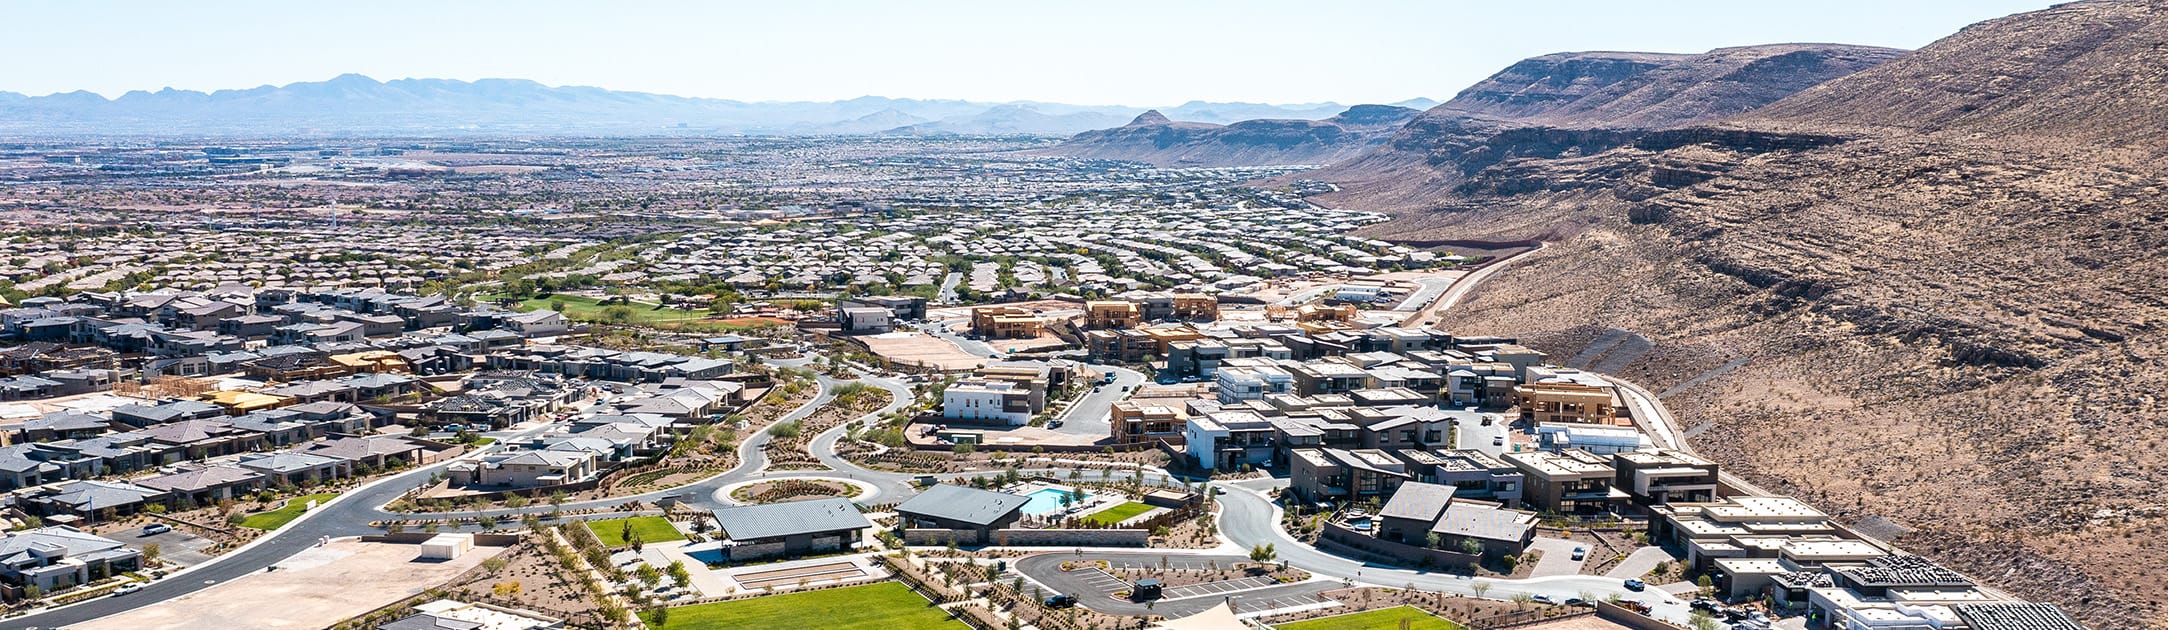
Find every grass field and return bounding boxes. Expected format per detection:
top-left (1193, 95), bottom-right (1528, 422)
top-left (238, 493), bottom-right (340, 530)
top-left (1082, 501), bottom-right (1154, 526)
top-left (640, 581), bottom-right (966, 630)
top-left (1273, 606), bottom-right (1465, 630)
top-left (585, 516), bottom-right (686, 547)
top-left (503, 293), bottom-right (712, 325)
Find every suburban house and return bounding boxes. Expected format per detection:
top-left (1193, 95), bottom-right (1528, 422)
top-left (454, 450), bottom-right (597, 489)
top-left (0, 526), bottom-right (142, 595)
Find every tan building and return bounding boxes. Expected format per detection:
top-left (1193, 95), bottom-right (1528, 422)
top-left (1084, 301), bottom-right (1143, 330)
top-left (1110, 400), bottom-right (1186, 444)
top-left (1170, 293), bottom-right (1218, 321)
top-left (1511, 381), bottom-right (1620, 425)
top-left (971, 306), bottom-right (1048, 340)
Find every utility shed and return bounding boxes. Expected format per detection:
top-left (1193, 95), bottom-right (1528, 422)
top-left (420, 533), bottom-right (475, 560)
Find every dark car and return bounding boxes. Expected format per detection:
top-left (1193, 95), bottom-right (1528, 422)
top-left (1043, 594), bottom-right (1078, 608)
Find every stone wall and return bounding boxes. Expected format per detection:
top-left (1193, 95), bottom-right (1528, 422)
top-left (1318, 522), bottom-right (1479, 570)
top-left (905, 528), bottom-right (1150, 547)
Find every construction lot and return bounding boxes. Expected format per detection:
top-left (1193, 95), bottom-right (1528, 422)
top-left (71, 540), bottom-right (504, 630)
top-left (857, 331), bottom-right (989, 371)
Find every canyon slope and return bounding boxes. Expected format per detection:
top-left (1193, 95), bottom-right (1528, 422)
top-left (1327, 1), bottom-right (2168, 626)
top-left (1039, 104), bottom-right (1421, 166)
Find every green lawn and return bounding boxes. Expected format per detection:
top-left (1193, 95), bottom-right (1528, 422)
top-left (1082, 501), bottom-right (1155, 526)
top-left (489, 293), bottom-right (713, 325)
top-left (585, 516), bottom-right (686, 547)
top-left (238, 493), bottom-right (340, 531)
top-left (641, 581), bottom-right (966, 630)
top-left (1274, 606), bottom-right (1465, 630)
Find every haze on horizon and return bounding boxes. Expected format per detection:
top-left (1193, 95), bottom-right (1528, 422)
top-left (3, 0), bottom-right (2057, 106)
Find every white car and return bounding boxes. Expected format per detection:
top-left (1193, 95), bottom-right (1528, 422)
top-left (111, 583), bottom-right (144, 596)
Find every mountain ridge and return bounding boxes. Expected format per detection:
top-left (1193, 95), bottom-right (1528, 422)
top-left (0, 74), bottom-right (1422, 137)
top-left (1314, 2), bottom-right (2168, 625)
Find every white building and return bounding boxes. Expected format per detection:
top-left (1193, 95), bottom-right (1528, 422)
top-left (941, 380), bottom-right (1032, 425)
top-left (1215, 365), bottom-right (1293, 404)
top-left (1534, 423), bottom-right (1652, 455)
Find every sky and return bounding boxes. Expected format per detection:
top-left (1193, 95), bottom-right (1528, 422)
top-left (0, 0), bottom-right (2061, 106)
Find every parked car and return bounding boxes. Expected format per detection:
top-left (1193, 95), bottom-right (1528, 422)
top-left (1531, 594), bottom-right (1555, 604)
top-left (1623, 578), bottom-right (1647, 591)
top-left (1564, 598), bottom-right (1588, 607)
top-left (1048, 420), bottom-right (1064, 428)
top-left (1043, 594), bottom-right (1078, 608)
top-left (1492, 437), bottom-right (1505, 447)
top-left (143, 523), bottom-right (171, 535)
top-left (110, 583), bottom-right (143, 596)
top-left (1571, 547), bottom-right (1585, 560)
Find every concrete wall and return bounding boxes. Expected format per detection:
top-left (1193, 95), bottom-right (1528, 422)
top-left (1595, 601), bottom-right (1677, 630)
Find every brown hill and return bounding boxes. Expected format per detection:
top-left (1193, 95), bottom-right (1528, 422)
top-left (1308, 44), bottom-right (1904, 211)
top-left (1326, 2), bottom-right (2168, 626)
top-left (1037, 105), bottom-right (1419, 167)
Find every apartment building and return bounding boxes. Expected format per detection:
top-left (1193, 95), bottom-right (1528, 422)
top-left (1083, 300), bottom-right (1142, 330)
top-left (970, 306), bottom-right (1047, 340)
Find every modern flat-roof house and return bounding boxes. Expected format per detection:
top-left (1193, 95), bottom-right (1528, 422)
top-left (1109, 401), bottom-right (1185, 445)
top-left (1402, 449), bottom-right (1524, 508)
top-left (0, 526), bottom-right (142, 595)
top-left (1182, 410), bottom-right (1275, 471)
top-left (837, 307), bottom-right (895, 334)
top-left (1503, 449), bottom-right (1627, 515)
top-left (1083, 300), bottom-right (1142, 330)
top-left (894, 484), bottom-right (1030, 545)
top-left (707, 497), bottom-right (872, 562)
top-left (970, 306), bottom-right (1047, 340)
top-left (941, 380), bottom-right (1034, 425)
top-left (1289, 447), bottom-right (1411, 503)
top-left (1612, 449), bottom-right (1720, 508)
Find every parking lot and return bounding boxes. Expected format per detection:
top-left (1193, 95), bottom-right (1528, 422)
top-left (1107, 557), bottom-right (1229, 572)
top-left (103, 524), bottom-right (218, 568)
top-left (1073, 568), bottom-right (1131, 595)
top-left (1158, 575), bottom-right (1281, 600)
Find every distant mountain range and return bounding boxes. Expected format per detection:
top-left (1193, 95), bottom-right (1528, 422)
top-left (0, 74), bottom-right (1434, 137)
top-left (1036, 104), bottom-right (1423, 167)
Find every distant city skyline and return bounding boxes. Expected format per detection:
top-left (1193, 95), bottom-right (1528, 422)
top-left (1, 0), bottom-right (2058, 105)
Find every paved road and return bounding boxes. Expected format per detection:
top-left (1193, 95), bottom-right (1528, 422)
top-left (1053, 365), bottom-right (1144, 440)
top-left (1392, 275), bottom-right (1458, 313)
top-left (936, 271), bottom-right (963, 304)
top-left (1408, 242), bottom-right (1545, 327)
top-left (1526, 537), bottom-right (1587, 578)
top-left (918, 320), bottom-right (999, 359)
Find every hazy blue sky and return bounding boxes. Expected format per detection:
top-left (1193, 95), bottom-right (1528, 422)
top-left (1, 0), bottom-right (2058, 105)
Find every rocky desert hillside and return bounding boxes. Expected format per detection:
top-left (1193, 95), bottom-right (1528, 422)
top-left (1308, 44), bottom-right (1904, 211)
top-left (1326, 1), bottom-right (2168, 626)
top-left (1037, 105), bottom-right (1420, 167)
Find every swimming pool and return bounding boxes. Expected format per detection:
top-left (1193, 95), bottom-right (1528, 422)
top-left (1020, 487), bottom-right (1088, 515)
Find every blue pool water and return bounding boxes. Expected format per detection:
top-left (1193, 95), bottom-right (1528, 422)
top-left (1021, 488), bottom-right (1087, 515)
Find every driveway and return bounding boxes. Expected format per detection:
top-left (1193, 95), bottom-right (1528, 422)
top-left (1606, 546), bottom-right (1677, 580)
top-left (1526, 537), bottom-right (1586, 578)
top-left (1053, 365), bottom-right (1143, 440)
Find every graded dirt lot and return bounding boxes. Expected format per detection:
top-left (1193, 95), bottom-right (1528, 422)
top-left (858, 331), bottom-right (987, 371)
top-left (71, 540), bottom-right (503, 630)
